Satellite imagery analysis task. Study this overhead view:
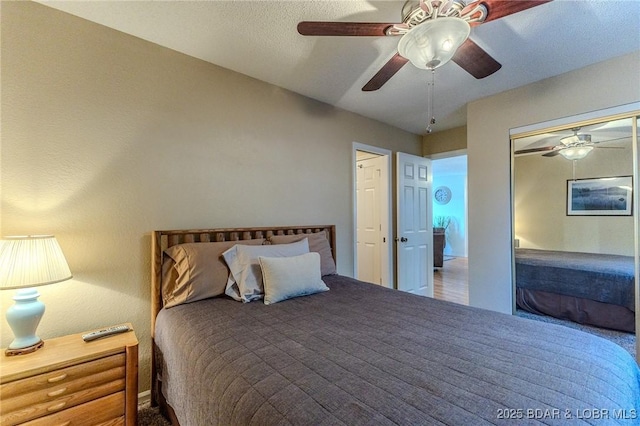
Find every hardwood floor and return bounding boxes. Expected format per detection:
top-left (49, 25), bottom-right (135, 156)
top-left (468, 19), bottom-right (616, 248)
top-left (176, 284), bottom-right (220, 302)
top-left (434, 256), bottom-right (469, 305)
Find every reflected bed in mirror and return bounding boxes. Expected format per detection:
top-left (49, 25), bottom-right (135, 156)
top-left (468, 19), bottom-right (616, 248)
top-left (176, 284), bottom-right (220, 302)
top-left (515, 248), bottom-right (635, 332)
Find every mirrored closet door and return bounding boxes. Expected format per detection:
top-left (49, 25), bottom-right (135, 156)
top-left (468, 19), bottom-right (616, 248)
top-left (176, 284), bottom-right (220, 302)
top-left (511, 107), bottom-right (639, 363)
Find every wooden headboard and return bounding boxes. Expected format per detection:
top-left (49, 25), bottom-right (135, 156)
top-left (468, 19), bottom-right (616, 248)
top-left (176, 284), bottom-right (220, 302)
top-left (150, 225), bottom-right (336, 335)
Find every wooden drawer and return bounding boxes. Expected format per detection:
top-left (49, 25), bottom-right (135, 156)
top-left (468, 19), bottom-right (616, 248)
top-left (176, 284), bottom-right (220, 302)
top-left (0, 355), bottom-right (125, 425)
top-left (1, 354), bottom-right (125, 399)
top-left (1, 325), bottom-right (137, 426)
top-left (20, 392), bottom-right (124, 426)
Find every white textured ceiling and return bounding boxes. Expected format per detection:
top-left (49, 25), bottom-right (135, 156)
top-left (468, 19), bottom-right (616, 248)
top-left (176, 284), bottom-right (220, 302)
top-left (37, 0), bottom-right (640, 135)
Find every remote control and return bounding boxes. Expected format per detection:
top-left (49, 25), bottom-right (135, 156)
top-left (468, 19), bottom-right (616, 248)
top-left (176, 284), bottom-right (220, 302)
top-left (82, 325), bottom-right (130, 342)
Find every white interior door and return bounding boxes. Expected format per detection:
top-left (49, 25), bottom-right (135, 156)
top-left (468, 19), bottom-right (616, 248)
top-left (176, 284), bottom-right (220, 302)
top-left (356, 156), bottom-right (383, 285)
top-left (396, 152), bottom-right (433, 297)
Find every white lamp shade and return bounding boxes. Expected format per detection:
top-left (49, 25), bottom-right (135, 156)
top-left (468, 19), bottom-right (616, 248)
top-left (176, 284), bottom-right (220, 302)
top-left (559, 146), bottom-right (594, 160)
top-left (398, 17), bottom-right (470, 70)
top-left (0, 235), bottom-right (72, 290)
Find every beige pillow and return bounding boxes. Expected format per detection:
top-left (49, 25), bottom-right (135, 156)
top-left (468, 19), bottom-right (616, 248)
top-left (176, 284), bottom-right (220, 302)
top-left (259, 252), bottom-right (329, 305)
top-left (269, 231), bottom-right (337, 276)
top-left (162, 239), bottom-right (264, 308)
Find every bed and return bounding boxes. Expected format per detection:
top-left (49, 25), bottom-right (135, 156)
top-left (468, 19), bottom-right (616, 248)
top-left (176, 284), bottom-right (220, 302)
top-left (151, 226), bottom-right (640, 425)
top-left (515, 248), bottom-right (636, 333)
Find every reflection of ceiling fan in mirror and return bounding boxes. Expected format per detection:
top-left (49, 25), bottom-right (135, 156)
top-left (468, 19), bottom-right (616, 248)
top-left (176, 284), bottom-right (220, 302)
top-left (514, 127), bottom-right (627, 160)
top-left (297, 0), bottom-right (552, 91)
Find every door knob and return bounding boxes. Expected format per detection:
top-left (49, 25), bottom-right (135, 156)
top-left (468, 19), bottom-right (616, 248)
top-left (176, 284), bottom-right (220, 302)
top-left (400, 237), bottom-right (408, 242)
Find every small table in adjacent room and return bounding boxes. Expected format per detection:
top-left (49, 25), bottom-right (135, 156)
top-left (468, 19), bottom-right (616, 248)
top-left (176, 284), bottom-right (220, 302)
top-left (433, 229), bottom-right (445, 268)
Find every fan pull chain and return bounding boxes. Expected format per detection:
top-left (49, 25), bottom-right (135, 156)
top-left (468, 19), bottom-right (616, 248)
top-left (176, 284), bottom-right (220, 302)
top-left (572, 159), bottom-right (577, 180)
top-left (426, 70), bottom-right (436, 133)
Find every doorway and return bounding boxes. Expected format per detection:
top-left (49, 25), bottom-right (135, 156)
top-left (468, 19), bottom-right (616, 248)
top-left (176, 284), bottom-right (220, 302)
top-left (353, 143), bottom-right (392, 288)
top-left (431, 152), bottom-right (468, 258)
top-left (430, 151), bottom-right (469, 304)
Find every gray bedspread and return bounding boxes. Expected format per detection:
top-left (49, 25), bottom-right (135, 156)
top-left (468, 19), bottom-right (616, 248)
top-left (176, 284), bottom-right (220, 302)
top-left (155, 275), bottom-right (640, 425)
top-left (515, 248), bottom-right (635, 311)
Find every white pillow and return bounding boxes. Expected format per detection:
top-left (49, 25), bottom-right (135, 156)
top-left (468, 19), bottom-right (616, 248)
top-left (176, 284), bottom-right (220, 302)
top-left (223, 238), bottom-right (309, 302)
top-left (259, 252), bottom-right (329, 305)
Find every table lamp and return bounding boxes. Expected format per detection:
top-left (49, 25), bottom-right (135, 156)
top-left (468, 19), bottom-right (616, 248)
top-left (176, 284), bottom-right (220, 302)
top-left (0, 235), bottom-right (72, 356)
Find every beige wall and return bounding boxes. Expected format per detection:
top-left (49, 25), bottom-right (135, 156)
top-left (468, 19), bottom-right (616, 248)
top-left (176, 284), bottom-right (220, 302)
top-left (467, 51), bottom-right (640, 314)
top-left (515, 146), bottom-right (634, 256)
top-left (422, 126), bottom-right (467, 156)
top-left (0, 2), bottom-right (421, 392)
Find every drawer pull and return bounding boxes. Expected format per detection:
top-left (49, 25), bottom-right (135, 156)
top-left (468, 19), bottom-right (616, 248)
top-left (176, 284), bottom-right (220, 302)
top-left (47, 387), bottom-right (68, 397)
top-left (47, 373), bottom-right (68, 383)
top-left (47, 401), bottom-right (67, 412)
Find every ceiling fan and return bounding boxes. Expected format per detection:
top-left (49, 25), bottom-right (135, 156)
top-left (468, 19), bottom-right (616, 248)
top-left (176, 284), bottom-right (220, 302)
top-left (297, 0), bottom-right (552, 92)
top-left (514, 128), bottom-right (627, 160)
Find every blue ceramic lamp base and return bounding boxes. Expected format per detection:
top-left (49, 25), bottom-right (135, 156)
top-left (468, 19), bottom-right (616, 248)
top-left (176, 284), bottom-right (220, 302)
top-left (5, 288), bottom-right (46, 356)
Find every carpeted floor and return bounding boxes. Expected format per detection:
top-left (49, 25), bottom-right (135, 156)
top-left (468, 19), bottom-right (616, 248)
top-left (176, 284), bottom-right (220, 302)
top-left (515, 309), bottom-right (636, 358)
top-left (138, 311), bottom-right (637, 425)
top-left (138, 402), bottom-right (170, 426)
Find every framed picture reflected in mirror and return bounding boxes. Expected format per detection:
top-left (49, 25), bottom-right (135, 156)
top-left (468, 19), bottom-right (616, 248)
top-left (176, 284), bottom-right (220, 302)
top-left (567, 176), bottom-right (633, 216)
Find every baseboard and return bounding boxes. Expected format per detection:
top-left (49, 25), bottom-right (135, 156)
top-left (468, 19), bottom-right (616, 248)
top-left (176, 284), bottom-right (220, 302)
top-left (138, 390), bottom-right (151, 406)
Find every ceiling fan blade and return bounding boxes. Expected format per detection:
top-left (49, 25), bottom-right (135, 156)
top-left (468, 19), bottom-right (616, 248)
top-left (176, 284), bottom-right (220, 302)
top-left (452, 39), bottom-right (501, 79)
top-left (514, 146), bottom-right (556, 156)
top-left (464, 0), bottom-right (552, 24)
top-left (542, 149), bottom-right (562, 157)
top-left (297, 21), bottom-right (396, 37)
top-left (592, 136), bottom-right (630, 145)
top-left (362, 53), bottom-right (409, 91)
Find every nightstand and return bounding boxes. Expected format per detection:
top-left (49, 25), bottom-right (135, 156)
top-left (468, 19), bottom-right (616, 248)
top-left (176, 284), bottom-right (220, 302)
top-left (0, 324), bottom-right (138, 426)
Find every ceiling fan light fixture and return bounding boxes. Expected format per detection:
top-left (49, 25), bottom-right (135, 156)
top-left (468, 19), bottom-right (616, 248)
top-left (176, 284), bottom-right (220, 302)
top-left (398, 17), bottom-right (470, 70)
top-left (561, 133), bottom-right (591, 145)
top-left (559, 145), bottom-right (593, 160)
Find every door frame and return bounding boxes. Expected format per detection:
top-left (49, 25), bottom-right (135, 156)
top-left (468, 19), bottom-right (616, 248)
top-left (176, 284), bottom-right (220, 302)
top-left (352, 143), bottom-right (393, 289)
